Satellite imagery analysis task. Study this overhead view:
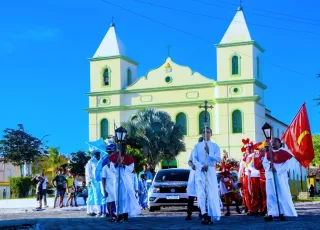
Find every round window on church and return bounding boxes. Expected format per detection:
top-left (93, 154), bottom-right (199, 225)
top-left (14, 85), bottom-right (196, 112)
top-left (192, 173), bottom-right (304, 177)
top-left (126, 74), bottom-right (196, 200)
top-left (103, 99), bottom-right (108, 104)
top-left (233, 88), bottom-right (239, 93)
top-left (165, 76), bottom-right (172, 83)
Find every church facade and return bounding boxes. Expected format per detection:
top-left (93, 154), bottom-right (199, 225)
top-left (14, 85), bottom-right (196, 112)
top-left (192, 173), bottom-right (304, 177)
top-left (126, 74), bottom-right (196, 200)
top-left (85, 9), bottom-right (288, 168)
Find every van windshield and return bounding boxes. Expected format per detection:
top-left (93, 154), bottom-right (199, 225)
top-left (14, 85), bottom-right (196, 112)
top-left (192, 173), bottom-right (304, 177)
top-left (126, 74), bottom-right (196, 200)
top-left (154, 170), bottom-right (190, 182)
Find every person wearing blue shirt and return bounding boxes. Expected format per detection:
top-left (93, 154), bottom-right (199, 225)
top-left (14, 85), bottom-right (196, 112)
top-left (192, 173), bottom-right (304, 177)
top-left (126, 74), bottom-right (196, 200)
top-left (138, 174), bottom-right (148, 209)
top-left (138, 165), bottom-right (153, 190)
top-left (131, 171), bottom-right (139, 199)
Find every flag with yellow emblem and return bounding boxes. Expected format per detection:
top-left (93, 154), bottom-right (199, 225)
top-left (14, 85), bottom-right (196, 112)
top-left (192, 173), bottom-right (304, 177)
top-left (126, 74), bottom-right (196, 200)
top-left (281, 103), bottom-right (314, 167)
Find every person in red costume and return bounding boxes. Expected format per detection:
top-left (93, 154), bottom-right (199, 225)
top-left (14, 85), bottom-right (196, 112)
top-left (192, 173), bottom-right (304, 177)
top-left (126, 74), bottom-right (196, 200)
top-left (109, 143), bottom-right (141, 223)
top-left (251, 142), bottom-right (267, 216)
top-left (247, 143), bottom-right (262, 217)
top-left (219, 163), bottom-right (241, 216)
top-left (238, 138), bottom-right (253, 215)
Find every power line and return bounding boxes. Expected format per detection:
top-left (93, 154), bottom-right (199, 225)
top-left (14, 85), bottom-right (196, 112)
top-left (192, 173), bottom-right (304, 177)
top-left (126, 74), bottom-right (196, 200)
top-left (191, 0), bottom-right (320, 27)
top-left (99, 0), bottom-right (309, 77)
top-left (99, 0), bottom-right (212, 43)
top-left (211, 0), bottom-right (320, 22)
top-left (129, 0), bottom-right (320, 36)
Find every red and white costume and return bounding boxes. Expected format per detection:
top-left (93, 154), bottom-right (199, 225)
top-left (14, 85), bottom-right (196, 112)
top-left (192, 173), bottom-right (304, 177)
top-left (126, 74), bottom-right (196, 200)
top-left (238, 139), bottom-right (253, 214)
top-left (247, 151), bottom-right (261, 214)
top-left (252, 142), bottom-right (267, 214)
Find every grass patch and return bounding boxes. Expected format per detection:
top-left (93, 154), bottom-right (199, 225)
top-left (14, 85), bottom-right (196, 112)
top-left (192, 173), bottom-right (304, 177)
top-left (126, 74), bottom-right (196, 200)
top-left (293, 197), bottom-right (320, 203)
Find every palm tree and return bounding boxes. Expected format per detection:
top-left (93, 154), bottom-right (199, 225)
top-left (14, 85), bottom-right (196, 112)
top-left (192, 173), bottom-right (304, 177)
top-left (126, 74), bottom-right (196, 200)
top-left (46, 148), bottom-right (68, 171)
top-left (124, 108), bottom-right (186, 169)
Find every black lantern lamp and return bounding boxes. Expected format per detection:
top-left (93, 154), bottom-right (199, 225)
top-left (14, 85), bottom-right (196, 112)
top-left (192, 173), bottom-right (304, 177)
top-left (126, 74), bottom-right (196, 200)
top-left (262, 122), bottom-right (272, 140)
top-left (115, 126), bottom-right (127, 142)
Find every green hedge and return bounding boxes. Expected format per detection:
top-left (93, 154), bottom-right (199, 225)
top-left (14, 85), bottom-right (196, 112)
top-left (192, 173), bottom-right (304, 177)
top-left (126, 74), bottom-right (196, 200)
top-left (9, 176), bottom-right (32, 198)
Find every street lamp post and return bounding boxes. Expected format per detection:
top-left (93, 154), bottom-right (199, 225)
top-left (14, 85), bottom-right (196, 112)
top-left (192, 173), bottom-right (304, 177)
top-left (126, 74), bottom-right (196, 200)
top-left (114, 126), bottom-right (127, 218)
top-left (262, 122), bottom-right (281, 218)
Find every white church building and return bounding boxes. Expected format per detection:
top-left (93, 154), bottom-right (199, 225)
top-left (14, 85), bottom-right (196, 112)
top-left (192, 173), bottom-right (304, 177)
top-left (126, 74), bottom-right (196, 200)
top-left (85, 6), bottom-right (306, 194)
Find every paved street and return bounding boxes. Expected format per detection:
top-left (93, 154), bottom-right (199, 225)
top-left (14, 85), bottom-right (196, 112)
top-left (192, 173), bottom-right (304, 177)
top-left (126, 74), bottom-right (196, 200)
top-left (0, 202), bottom-right (319, 230)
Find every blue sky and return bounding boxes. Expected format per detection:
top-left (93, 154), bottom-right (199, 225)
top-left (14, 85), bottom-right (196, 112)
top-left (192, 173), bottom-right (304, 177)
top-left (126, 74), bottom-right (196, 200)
top-left (0, 0), bottom-right (319, 154)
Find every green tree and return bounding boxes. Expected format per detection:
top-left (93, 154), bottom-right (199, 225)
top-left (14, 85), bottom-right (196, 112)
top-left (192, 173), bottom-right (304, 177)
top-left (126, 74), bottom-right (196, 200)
top-left (124, 108), bottom-right (186, 169)
top-left (9, 176), bottom-right (32, 198)
top-left (126, 146), bottom-right (147, 173)
top-left (311, 135), bottom-right (320, 166)
top-left (46, 148), bottom-right (68, 170)
top-left (68, 151), bottom-right (91, 176)
top-left (33, 147), bottom-right (68, 173)
top-left (0, 124), bottom-right (47, 167)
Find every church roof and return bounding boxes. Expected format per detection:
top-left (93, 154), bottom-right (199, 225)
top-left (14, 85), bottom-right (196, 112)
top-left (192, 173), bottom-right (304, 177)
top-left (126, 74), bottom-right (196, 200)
top-left (93, 23), bottom-right (125, 58)
top-left (220, 8), bottom-right (252, 44)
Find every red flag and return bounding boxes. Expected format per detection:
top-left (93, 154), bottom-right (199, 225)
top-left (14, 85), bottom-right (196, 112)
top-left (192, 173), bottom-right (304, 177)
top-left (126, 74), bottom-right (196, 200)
top-left (281, 103), bottom-right (314, 167)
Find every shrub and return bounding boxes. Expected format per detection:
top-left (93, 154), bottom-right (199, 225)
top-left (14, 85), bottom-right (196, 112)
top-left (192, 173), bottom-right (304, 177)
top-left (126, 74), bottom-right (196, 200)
top-left (9, 176), bottom-right (32, 198)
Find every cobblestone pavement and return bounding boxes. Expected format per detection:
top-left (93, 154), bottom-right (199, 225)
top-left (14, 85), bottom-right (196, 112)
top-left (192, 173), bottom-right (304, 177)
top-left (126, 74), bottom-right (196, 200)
top-left (0, 202), bottom-right (319, 230)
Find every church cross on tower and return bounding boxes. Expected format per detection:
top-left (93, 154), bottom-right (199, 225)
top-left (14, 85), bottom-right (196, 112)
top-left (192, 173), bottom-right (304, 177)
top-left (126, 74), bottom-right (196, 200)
top-left (239, 0), bottom-right (243, 10)
top-left (167, 44), bottom-right (172, 57)
top-left (111, 16), bottom-right (115, 27)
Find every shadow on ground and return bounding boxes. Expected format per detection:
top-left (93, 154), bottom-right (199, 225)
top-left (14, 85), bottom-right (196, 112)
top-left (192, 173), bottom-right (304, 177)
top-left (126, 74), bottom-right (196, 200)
top-left (0, 205), bottom-right (319, 230)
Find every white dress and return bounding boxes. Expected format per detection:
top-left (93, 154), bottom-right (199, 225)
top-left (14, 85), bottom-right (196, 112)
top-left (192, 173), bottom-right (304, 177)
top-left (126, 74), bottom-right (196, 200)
top-left (193, 141), bottom-right (222, 220)
top-left (101, 163), bottom-right (116, 203)
top-left (262, 148), bottom-right (297, 217)
top-left (114, 162), bottom-right (141, 217)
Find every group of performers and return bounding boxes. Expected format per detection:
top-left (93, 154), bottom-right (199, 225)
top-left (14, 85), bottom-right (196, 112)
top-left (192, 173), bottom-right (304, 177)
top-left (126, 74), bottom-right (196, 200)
top-left (186, 127), bottom-right (298, 225)
top-left (84, 127), bottom-right (298, 225)
top-left (85, 140), bottom-right (141, 223)
top-left (238, 137), bottom-right (297, 221)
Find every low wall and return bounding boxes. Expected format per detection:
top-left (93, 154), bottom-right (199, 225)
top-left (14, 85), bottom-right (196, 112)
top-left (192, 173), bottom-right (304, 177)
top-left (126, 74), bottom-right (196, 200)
top-left (0, 197), bottom-right (85, 209)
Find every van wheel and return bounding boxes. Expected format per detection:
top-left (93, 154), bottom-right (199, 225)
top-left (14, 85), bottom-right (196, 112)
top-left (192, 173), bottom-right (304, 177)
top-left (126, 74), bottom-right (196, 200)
top-left (149, 207), bottom-right (157, 212)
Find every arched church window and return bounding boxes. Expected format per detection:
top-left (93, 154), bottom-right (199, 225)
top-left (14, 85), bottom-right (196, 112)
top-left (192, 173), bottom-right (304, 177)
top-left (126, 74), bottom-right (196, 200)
top-left (232, 55), bottom-right (239, 75)
top-left (103, 68), bottom-right (110, 86)
top-left (176, 112), bottom-right (187, 135)
top-left (232, 110), bottom-right (242, 133)
top-left (199, 111), bottom-right (210, 134)
top-left (127, 68), bottom-right (132, 86)
top-left (101, 118), bottom-right (109, 140)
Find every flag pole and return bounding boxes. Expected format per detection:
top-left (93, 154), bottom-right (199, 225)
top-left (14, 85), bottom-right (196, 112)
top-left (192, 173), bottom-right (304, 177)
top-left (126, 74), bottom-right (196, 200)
top-left (300, 163), bottom-right (304, 192)
top-left (281, 103), bottom-right (305, 137)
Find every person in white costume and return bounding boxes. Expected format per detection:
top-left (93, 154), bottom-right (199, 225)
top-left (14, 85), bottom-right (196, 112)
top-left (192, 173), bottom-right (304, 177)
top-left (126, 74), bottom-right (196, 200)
top-left (193, 127), bottom-right (221, 225)
top-left (85, 158), bottom-right (94, 215)
top-left (186, 136), bottom-right (203, 221)
top-left (86, 150), bottom-right (102, 216)
top-left (102, 144), bottom-right (117, 222)
top-left (131, 171), bottom-right (139, 199)
top-left (262, 138), bottom-right (297, 221)
top-left (109, 143), bottom-right (141, 223)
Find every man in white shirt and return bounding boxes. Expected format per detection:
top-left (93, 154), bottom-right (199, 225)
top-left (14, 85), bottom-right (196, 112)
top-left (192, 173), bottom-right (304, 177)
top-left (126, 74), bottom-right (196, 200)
top-left (41, 172), bottom-right (49, 208)
top-left (193, 127), bottom-right (221, 225)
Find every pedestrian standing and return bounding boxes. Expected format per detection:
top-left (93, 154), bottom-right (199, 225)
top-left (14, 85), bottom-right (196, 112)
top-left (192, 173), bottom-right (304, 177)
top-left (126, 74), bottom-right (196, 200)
top-left (193, 127), bottom-right (221, 225)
